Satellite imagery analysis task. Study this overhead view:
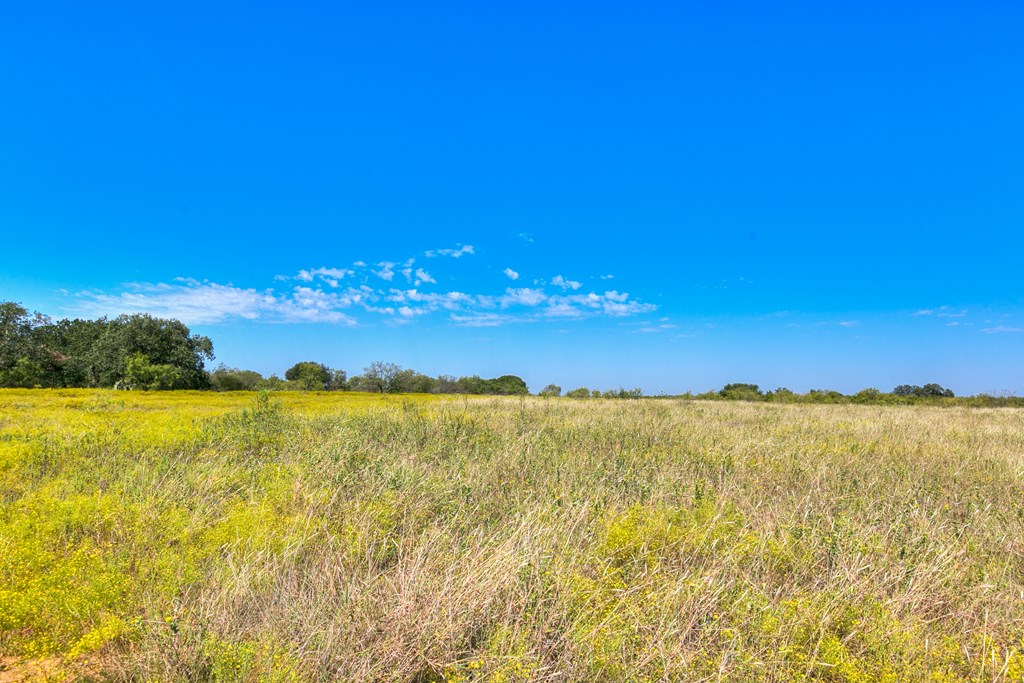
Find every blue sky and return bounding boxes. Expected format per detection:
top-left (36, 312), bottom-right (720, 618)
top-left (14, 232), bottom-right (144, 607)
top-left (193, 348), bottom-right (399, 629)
top-left (2, 2), bottom-right (1022, 394)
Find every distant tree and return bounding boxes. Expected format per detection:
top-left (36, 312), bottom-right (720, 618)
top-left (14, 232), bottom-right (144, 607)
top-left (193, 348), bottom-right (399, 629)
top-left (921, 383), bottom-right (954, 398)
top-left (486, 375), bottom-right (529, 395)
top-left (454, 375), bottom-right (487, 394)
top-left (853, 388), bottom-right (882, 403)
top-left (285, 361), bottom-right (332, 391)
top-left (893, 383), bottom-right (954, 398)
top-left (807, 389), bottom-right (845, 402)
top-left (435, 374), bottom-right (460, 393)
top-left (363, 361), bottom-right (402, 393)
top-left (329, 369), bottom-right (348, 391)
top-left (391, 369), bottom-right (437, 394)
top-left (259, 374), bottom-right (290, 391)
top-left (565, 387), bottom-right (591, 398)
top-left (538, 384), bottom-right (562, 397)
top-left (719, 383), bottom-right (765, 401)
top-left (210, 364), bottom-right (265, 391)
top-left (345, 375), bottom-right (371, 392)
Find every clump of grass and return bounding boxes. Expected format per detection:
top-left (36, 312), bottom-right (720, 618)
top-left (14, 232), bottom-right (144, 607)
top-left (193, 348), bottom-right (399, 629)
top-left (1, 389), bottom-right (1023, 680)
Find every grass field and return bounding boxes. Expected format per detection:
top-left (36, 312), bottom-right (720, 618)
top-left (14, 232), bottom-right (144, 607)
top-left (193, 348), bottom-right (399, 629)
top-left (1, 389), bottom-right (1023, 682)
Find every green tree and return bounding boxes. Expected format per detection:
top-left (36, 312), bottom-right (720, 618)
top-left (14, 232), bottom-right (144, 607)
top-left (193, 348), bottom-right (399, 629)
top-left (88, 314), bottom-right (213, 389)
top-left (285, 361), bottom-right (332, 391)
top-left (33, 317), bottom-right (108, 387)
top-left (391, 368), bottom-right (437, 393)
top-left (209, 364), bottom-right (265, 391)
top-left (329, 369), bottom-right (348, 391)
top-left (485, 375), bottom-right (529, 395)
top-left (565, 387), bottom-right (591, 398)
top-left (363, 361), bottom-right (402, 393)
top-left (123, 354), bottom-right (182, 390)
top-left (0, 302), bottom-right (56, 387)
top-left (719, 383), bottom-right (765, 401)
top-left (0, 357), bottom-right (48, 388)
top-left (538, 384), bottom-right (562, 397)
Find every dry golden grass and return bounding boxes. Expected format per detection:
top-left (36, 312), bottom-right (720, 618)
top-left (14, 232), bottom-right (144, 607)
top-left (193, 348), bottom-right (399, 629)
top-left (1, 390), bottom-right (1023, 681)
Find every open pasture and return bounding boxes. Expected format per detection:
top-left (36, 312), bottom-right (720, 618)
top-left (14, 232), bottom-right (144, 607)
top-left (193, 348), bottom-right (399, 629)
top-left (1, 390), bottom-right (1023, 681)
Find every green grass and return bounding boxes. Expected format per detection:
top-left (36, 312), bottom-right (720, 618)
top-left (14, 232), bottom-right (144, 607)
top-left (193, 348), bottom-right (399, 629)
top-left (1, 389), bottom-right (1023, 681)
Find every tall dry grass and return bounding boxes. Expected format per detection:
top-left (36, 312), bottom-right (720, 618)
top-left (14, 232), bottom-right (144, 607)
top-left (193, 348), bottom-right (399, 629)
top-left (1, 390), bottom-right (1023, 681)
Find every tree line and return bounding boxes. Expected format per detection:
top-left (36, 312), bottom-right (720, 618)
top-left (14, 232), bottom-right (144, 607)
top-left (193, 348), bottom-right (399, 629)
top-left (658, 382), bottom-right (1024, 407)
top-left (213, 360), bottom-right (529, 396)
top-left (1, 302), bottom-right (213, 390)
top-left (2, 301), bottom-right (1019, 404)
top-left (0, 302), bottom-right (528, 395)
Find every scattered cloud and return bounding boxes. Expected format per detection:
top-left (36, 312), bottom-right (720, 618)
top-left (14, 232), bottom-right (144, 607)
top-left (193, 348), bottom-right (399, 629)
top-left (635, 323), bottom-right (678, 334)
top-left (425, 244), bottom-right (475, 258)
top-left (450, 313), bottom-right (519, 327)
top-left (551, 275), bottom-right (582, 291)
top-left (517, 233), bottom-right (534, 243)
top-left (838, 321), bottom-right (858, 328)
top-left (74, 248), bottom-right (657, 328)
top-left (501, 288), bottom-right (548, 307)
top-left (373, 262), bottom-right (396, 281)
top-left (915, 306), bottom-right (967, 318)
top-left (600, 274), bottom-right (615, 280)
top-left (72, 280), bottom-right (358, 326)
top-left (982, 325), bottom-right (1024, 334)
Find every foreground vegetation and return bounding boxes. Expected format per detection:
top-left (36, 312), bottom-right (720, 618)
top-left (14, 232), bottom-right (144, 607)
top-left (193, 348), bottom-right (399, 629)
top-left (2, 390), bottom-right (1023, 681)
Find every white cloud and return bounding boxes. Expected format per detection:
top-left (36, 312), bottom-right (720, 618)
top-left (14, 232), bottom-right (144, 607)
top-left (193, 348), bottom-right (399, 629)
top-left (374, 262), bottom-right (396, 281)
top-left (414, 268), bottom-right (436, 285)
top-left (450, 312), bottom-right (518, 327)
top-left (71, 250), bottom-right (657, 328)
top-left (544, 300), bottom-right (584, 318)
top-left (838, 321), bottom-right (858, 327)
top-left (73, 280), bottom-right (358, 326)
top-left (551, 275), bottom-right (582, 291)
top-left (602, 299), bottom-right (657, 317)
top-left (501, 288), bottom-right (548, 307)
top-left (635, 324), bottom-right (678, 334)
top-left (915, 306), bottom-right (967, 318)
top-left (426, 244), bottom-right (475, 258)
top-left (982, 325), bottom-right (1024, 334)
top-left (284, 267), bottom-right (355, 287)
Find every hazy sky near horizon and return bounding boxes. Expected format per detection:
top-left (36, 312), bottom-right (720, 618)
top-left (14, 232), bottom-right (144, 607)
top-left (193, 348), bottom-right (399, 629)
top-left (2, 2), bottom-right (1022, 394)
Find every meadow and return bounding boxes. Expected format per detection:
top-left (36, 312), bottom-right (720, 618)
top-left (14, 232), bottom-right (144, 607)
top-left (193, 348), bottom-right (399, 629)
top-left (1, 389), bottom-right (1022, 682)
